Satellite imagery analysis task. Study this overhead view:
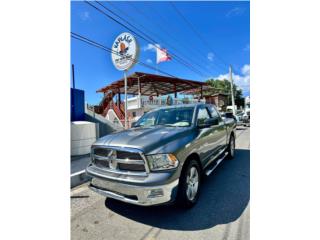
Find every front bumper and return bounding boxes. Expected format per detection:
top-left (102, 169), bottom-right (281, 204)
top-left (86, 164), bottom-right (180, 206)
top-left (89, 177), bottom-right (179, 206)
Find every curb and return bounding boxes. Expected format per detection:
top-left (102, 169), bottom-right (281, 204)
top-left (71, 170), bottom-right (92, 188)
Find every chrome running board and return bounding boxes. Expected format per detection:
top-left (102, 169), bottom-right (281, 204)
top-left (205, 152), bottom-right (228, 176)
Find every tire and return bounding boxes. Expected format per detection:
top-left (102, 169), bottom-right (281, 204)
top-left (176, 159), bottom-right (201, 209)
top-left (227, 134), bottom-right (235, 159)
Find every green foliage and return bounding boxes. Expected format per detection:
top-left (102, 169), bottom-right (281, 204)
top-left (206, 78), bottom-right (244, 107)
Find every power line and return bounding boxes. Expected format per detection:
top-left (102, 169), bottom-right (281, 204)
top-left (105, 0), bottom-right (210, 78)
top-left (71, 32), bottom-right (177, 78)
top-left (108, 1), bottom-right (239, 79)
top-left (170, 2), bottom-right (230, 72)
top-left (86, 1), bottom-right (205, 78)
top-left (145, 1), bottom-right (224, 73)
top-left (84, 1), bottom-right (208, 78)
top-left (125, 1), bottom-right (215, 77)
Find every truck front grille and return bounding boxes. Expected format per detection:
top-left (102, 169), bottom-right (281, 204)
top-left (116, 150), bottom-right (142, 160)
top-left (94, 159), bottom-right (110, 169)
top-left (118, 163), bottom-right (145, 172)
top-left (92, 147), bottom-right (147, 175)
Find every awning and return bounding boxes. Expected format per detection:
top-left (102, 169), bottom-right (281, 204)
top-left (97, 72), bottom-right (208, 96)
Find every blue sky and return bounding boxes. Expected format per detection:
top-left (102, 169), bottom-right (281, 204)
top-left (71, 1), bottom-right (250, 105)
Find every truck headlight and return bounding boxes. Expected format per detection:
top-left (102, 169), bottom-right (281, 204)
top-left (146, 154), bottom-right (179, 171)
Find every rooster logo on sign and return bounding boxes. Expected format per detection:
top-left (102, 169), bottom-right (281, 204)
top-left (119, 42), bottom-right (129, 55)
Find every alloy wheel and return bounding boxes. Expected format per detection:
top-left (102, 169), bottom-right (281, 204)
top-left (186, 166), bottom-right (199, 201)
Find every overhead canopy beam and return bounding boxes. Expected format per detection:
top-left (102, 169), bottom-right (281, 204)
top-left (97, 72), bottom-right (208, 97)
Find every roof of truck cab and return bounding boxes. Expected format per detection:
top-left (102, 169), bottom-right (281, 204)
top-left (148, 103), bottom-right (209, 111)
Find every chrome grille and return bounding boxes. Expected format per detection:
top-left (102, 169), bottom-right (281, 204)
top-left (94, 159), bottom-right (110, 169)
top-left (117, 150), bottom-right (142, 160)
top-left (93, 148), bottom-right (112, 156)
top-left (92, 147), bottom-right (147, 175)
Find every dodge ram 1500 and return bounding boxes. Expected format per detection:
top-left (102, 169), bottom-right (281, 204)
top-left (86, 103), bottom-right (236, 208)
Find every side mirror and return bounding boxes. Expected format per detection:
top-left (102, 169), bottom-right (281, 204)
top-left (131, 121), bottom-right (137, 127)
top-left (198, 118), bottom-right (219, 128)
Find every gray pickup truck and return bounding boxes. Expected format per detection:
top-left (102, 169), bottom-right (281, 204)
top-left (86, 103), bottom-right (236, 208)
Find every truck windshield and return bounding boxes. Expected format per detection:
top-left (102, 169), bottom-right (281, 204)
top-left (134, 107), bottom-right (194, 127)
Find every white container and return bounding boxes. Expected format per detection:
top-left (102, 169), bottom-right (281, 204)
top-left (71, 121), bottom-right (97, 156)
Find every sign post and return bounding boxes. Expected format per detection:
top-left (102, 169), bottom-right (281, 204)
top-left (111, 32), bottom-right (139, 129)
top-left (124, 70), bottom-right (128, 128)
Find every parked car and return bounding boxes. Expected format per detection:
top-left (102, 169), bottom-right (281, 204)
top-left (86, 103), bottom-right (236, 208)
top-left (242, 111), bottom-right (250, 127)
top-left (222, 111), bottom-right (246, 127)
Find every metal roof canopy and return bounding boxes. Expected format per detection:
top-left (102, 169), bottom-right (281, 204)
top-left (180, 86), bottom-right (230, 96)
top-left (96, 72), bottom-right (208, 96)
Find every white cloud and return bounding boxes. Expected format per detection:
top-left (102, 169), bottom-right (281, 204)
top-left (207, 52), bottom-right (214, 61)
top-left (226, 7), bottom-right (245, 18)
top-left (241, 64), bottom-right (250, 75)
top-left (214, 64), bottom-right (250, 96)
top-left (146, 58), bottom-right (153, 64)
top-left (79, 11), bottom-right (90, 21)
top-left (143, 43), bottom-right (160, 52)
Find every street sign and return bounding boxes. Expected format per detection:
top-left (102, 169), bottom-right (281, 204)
top-left (111, 32), bottom-right (139, 71)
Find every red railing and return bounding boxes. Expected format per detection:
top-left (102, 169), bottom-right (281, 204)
top-left (95, 91), bottom-right (126, 126)
top-left (112, 102), bottom-right (125, 120)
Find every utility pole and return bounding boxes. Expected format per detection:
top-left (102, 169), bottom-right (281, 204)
top-left (229, 65), bottom-right (236, 115)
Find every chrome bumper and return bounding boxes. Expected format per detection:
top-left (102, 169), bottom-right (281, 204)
top-left (89, 177), bottom-right (179, 206)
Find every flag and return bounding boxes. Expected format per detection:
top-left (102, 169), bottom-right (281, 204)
top-left (156, 47), bottom-right (172, 63)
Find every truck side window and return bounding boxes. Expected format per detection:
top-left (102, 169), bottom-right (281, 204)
top-left (197, 107), bottom-right (210, 125)
top-left (208, 105), bottom-right (220, 120)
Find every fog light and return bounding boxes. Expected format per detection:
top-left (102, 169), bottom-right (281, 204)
top-left (147, 189), bottom-right (164, 198)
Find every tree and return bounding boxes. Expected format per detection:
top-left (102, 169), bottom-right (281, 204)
top-left (206, 78), bottom-right (244, 107)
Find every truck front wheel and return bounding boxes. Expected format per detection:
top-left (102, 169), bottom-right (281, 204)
top-left (177, 159), bottom-right (201, 208)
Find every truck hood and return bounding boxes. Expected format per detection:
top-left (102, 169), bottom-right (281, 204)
top-left (93, 126), bottom-right (193, 154)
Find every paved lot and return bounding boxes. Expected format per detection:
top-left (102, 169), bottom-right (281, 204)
top-left (71, 127), bottom-right (250, 240)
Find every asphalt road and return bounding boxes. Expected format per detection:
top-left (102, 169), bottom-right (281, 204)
top-left (71, 127), bottom-right (250, 240)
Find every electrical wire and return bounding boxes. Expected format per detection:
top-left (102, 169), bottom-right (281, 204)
top-left (84, 1), bottom-right (208, 78)
top-left (170, 2), bottom-right (231, 72)
top-left (71, 32), bottom-right (178, 78)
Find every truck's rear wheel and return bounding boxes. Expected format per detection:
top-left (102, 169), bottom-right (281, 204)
top-left (177, 159), bottom-right (201, 208)
top-left (227, 134), bottom-right (235, 159)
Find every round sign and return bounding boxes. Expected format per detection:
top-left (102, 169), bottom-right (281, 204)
top-left (111, 32), bottom-right (139, 71)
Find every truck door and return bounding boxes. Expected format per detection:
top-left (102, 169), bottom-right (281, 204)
top-left (208, 105), bottom-right (228, 152)
top-left (195, 105), bottom-right (216, 163)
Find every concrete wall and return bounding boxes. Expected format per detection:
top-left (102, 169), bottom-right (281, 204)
top-left (84, 104), bottom-right (123, 137)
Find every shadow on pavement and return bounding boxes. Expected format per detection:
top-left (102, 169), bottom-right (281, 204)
top-left (105, 149), bottom-right (250, 231)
